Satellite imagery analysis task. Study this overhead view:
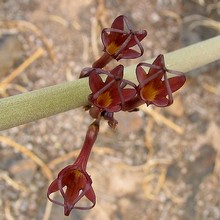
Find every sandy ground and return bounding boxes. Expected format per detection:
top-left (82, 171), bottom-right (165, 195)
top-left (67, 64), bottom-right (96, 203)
top-left (0, 0), bottom-right (220, 219)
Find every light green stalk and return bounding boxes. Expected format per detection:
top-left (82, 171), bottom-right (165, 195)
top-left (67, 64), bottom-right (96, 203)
top-left (0, 36), bottom-right (220, 131)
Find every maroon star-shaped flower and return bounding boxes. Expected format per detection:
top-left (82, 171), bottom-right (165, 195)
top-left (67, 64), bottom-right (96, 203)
top-left (136, 54), bottom-right (186, 107)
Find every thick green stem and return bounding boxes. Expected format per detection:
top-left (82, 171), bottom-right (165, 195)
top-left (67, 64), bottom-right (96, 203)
top-left (0, 36), bottom-right (220, 131)
top-left (124, 35), bottom-right (220, 81)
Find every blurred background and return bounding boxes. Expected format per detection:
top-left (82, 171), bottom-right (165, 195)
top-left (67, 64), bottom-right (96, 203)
top-left (0, 0), bottom-right (220, 219)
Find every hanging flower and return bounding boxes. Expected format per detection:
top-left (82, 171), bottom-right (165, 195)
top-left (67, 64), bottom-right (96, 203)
top-left (47, 120), bottom-right (99, 216)
top-left (47, 165), bottom-right (95, 216)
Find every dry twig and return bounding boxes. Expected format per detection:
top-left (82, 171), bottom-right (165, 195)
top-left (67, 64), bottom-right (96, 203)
top-left (119, 158), bottom-right (172, 172)
top-left (91, 17), bottom-right (100, 59)
top-left (142, 166), bottom-right (168, 200)
top-left (161, 9), bottom-right (182, 25)
top-left (0, 47), bottom-right (45, 94)
top-left (0, 170), bottom-right (27, 192)
top-left (0, 136), bottom-right (53, 181)
top-left (48, 15), bottom-right (69, 27)
top-left (4, 201), bottom-right (14, 220)
top-left (0, 20), bottom-right (56, 61)
top-left (202, 83), bottom-right (219, 95)
top-left (139, 105), bottom-right (184, 135)
top-left (145, 118), bottom-right (155, 157)
top-left (42, 193), bottom-right (55, 220)
top-left (183, 15), bottom-right (220, 32)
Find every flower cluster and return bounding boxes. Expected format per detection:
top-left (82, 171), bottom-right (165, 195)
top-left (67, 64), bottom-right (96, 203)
top-left (48, 15), bottom-right (186, 216)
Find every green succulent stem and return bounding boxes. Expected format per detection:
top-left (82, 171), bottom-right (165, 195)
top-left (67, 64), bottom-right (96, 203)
top-left (0, 36), bottom-right (220, 131)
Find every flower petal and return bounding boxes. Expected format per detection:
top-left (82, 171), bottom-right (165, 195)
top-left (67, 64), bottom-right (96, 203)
top-left (160, 75), bottom-right (186, 95)
top-left (105, 65), bottom-right (124, 84)
top-left (126, 31), bottom-right (147, 48)
top-left (101, 31), bottom-right (111, 47)
top-left (85, 186), bottom-right (96, 206)
top-left (65, 172), bottom-right (86, 204)
top-left (148, 55), bottom-right (164, 78)
top-left (119, 48), bottom-right (141, 59)
top-left (168, 75), bottom-right (186, 93)
top-left (152, 96), bottom-right (170, 107)
top-left (89, 71), bottom-right (104, 92)
top-left (111, 64), bottom-right (124, 79)
top-left (136, 66), bottom-right (147, 84)
top-left (47, 179), bottom-right (59, 195)
top-left (111, 15), bottom-right (124, 30)
top-left (121, 88), bottom-right (136, 101)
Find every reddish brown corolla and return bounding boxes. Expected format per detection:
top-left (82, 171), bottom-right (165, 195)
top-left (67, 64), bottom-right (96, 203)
top-left (136, 54), bottom-right (186, 107)
top-left (88, 65), bottom-right (136, 114)
top-left (47, 120), bottom-right (99, 216)
top-left (92, 15), bottom-right (147, 68)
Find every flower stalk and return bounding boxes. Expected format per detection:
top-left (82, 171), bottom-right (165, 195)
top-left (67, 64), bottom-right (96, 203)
top-left (0, 36), bottom-right (220, 131)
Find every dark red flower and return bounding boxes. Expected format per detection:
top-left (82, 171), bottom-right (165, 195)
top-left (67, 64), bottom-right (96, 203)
top-left (47, 165), bottom-right (95, 216)
top-left (47, 120), bottom-right (99, 216)
top-left (102, 15), bottom-right (147, 60)
top-left (88, 65), bottom-right (136, 113)
top-left (92, 15), bottom-right (147, 68)
top-left (136, 54), bottom-right (186, 107)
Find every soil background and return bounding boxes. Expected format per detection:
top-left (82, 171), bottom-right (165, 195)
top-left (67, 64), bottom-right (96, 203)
top-left (0, 0), bottom-right (220, 220)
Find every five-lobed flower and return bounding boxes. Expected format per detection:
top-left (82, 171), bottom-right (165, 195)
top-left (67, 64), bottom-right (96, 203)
top-left (136, 54), bottom-right (186, 107)
top-left (47, 120), bottom-right (99, 216)
top-left (88, 65), bottom-right (136, 117)
top-left (92, 15), bottom-right (147, 68)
